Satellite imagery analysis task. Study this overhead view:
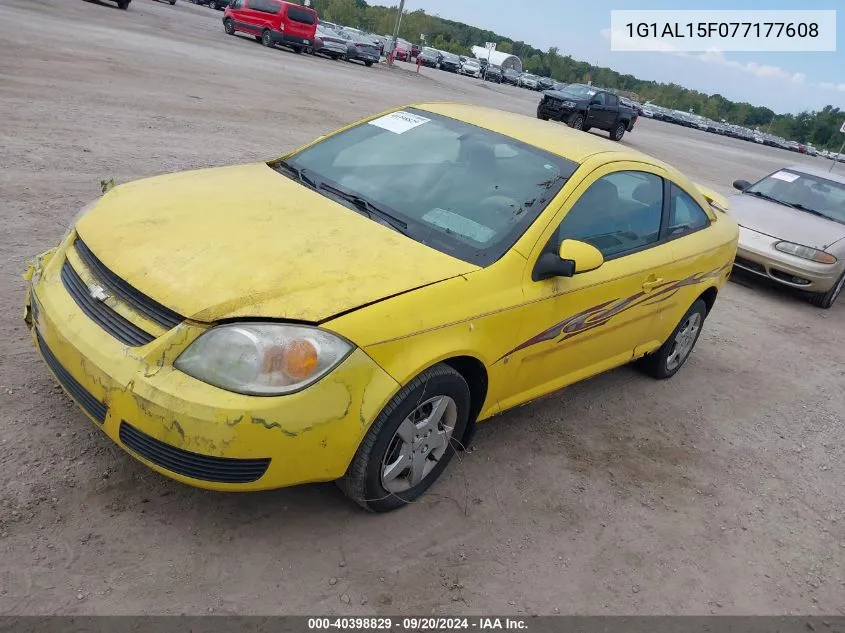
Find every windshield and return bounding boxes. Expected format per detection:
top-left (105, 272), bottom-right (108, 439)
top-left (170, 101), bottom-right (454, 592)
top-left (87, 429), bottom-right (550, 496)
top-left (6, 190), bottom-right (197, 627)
top-left (746, 169), bottom-right (845, 225)
top-left (279, 108), bottom-right (578, 266)
top-left (441, 53), bottom-right (458, 61)
top-left (559, 84), bottom-right (594, 98)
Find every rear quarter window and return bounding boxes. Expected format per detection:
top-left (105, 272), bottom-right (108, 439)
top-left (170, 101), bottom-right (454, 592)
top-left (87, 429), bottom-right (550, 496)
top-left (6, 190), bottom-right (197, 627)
top-left (287, 5), bottom-right (316, 24)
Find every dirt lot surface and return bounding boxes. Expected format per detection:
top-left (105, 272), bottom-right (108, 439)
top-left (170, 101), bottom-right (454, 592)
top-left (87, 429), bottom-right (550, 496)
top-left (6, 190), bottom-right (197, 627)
top-left (1, 0), bottom-right (844, 617)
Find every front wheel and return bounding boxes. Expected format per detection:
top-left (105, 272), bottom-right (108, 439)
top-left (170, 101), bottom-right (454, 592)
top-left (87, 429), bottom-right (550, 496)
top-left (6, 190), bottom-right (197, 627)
top-left (809, 271), bottom-right (845, 309)
top-left (224, 19), bottom-right (235, 35)
top-left (582, 125), bottom-right (592, 132)
top-left (293, 46), bottom-right (304, 54)
top-left (339, 364), bottom-right (471, 513)
top-left (567, 113), bottom-right (584, 130)
top-left (364, 60), bottom-right (373, 67)
top-left (611, 122), bottom-right (626, 141)
top-left (117, 0), bottom-right (129, 8)
top-left (637, 299), bottom-right (707, 379)
top-left (208, 0), bottom-right (217, 7)
top-left (169, 0), bottom-right (175, 4)
top-left (261, 29), bottom-right (273, 47)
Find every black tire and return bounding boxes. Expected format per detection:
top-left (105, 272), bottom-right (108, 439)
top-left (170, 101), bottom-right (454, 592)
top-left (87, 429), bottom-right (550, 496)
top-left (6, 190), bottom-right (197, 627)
top-left (117, 0), bottom-right (129, 8)
top-left (293, 46), bottom-right (304, 54)
top-left (261, 29), bottom-right (273, 47)
top-left (339, 364), bottom-right (471, 513)
top-left (809, 271), bottom-right (845, 309)
top-left (567, 113), bottom-right (585, 130)
top-left (537, 108), bottom-right (549, 121)
top-left (611, 121), bottom-right (626, 141)
top-left (365, 60), bottom-right (373, 67)
top-left (208, 0), bottom-right (217, 8)
top-left (169, 0), bottom-right (176, 4)
top-left (637, 299), bottom-right (708, 379)
top-left (582, 125), bottom-right (592, 132)
top-left (224, 19), bottom-right (235, 35)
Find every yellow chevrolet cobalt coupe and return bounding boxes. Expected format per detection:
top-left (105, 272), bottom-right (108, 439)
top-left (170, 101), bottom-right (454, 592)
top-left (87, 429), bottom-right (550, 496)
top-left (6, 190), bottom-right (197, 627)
top-left (25, 104), bottom-right (738, 512)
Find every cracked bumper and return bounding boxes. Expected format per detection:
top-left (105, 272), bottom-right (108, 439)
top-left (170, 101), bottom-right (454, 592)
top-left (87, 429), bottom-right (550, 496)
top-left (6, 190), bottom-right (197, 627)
top-left (24, 243), bottom-right (400, 491)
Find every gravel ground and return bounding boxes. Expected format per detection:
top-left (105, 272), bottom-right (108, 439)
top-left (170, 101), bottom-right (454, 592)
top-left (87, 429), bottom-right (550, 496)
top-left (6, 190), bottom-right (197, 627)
top-left (1, 0), bottom-right (843, 616)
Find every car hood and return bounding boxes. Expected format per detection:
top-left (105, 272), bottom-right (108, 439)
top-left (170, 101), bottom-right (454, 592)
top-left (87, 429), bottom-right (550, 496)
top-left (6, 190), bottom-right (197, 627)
top-left (729, 193), bottom-right (845, 251)
top-left (76, 163), bottom-right (477, 323)
top-left (542, 89), bottom-right (584, 101)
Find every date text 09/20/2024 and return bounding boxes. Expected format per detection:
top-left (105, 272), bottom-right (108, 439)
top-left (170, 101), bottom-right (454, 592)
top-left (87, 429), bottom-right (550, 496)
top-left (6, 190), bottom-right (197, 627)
top-left (307, 617), bottom-right (528, 630)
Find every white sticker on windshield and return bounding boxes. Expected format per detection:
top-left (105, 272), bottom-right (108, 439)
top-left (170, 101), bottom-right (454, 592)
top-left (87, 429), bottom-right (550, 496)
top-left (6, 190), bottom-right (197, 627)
top-left (770, 170), bottom-right (800, 182)
top-left (369, 110), bottom-right (431, 134)
top-left (422, 208), bottom-right (496, 244)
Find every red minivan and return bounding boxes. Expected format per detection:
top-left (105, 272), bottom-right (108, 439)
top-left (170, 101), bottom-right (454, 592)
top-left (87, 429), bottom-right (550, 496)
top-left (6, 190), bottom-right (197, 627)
top-left (223, 0), bottom-right (318, 53)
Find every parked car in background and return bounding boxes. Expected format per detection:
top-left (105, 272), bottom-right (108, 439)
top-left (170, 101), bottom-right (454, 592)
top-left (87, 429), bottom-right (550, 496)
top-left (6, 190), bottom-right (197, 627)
top-left (484, 65), bottom-right (503, 83)
top-left (518, 73), bottom-right (539, 90)
top-left (314, 25), bottom-right (348, 60)
top-left (459, 58), bottom-right (482, 78)
top-left (731, 166), bottom-right (845, 308)
top-left (537, 83), bottom-right (638, 141)
top-left (438, 52), bottom-right (461, 73)
top-left (502, 68), bottom-right (520, 85)
top-left (418, 47), bottom-right (440, 68)
top-left (393, 39), bottom-right (412, 61)
top-left (345, 33), bottom-right (380, 66)
top-left (193, 0), bottom-right (229, 8)
top-left (223, 0), bottom-right (317, 54)
top-left (537, 77), bottom-right (555, 91)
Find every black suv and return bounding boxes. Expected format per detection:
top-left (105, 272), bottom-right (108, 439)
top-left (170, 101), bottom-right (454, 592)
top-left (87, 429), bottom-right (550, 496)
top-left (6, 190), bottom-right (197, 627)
top-left (502, 68), bottom-right (520, 85)
top-left (484, 65), bottom-right (503, 83)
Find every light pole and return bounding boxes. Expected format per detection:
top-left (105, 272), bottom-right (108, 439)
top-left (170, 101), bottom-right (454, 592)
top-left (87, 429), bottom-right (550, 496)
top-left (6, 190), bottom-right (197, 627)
top-left (388, 0), bottom-right (406, 67)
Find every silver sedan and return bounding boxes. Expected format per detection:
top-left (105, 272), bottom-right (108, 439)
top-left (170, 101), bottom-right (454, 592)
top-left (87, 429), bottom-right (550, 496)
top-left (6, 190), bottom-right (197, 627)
top-left (730, 165), bottom-right (845, 308)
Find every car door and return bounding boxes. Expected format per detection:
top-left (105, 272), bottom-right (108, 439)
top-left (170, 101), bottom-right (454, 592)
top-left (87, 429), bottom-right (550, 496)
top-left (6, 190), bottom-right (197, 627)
top-left (499, 163), bottom-right (678, 410)
top-left (228, 0), bottom-right (247, 29)
top-left (585, 91), bottom-right (609, 128)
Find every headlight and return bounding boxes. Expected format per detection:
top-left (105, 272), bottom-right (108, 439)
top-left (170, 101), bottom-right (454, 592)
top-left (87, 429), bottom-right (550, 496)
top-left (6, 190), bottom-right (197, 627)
top-left (175, 323), bottom-right (353, 396)
top-left (562, 100), bottom-right (577, 108)
top-left (774, 241), bottom-right (837, 264)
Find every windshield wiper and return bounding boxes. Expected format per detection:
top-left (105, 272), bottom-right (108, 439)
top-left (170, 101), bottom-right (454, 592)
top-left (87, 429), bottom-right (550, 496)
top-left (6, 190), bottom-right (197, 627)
top-left (318, 182), bottom-right (411, 236)
top-left (274, 160), bottom-right (318, 189)
top-left (787, 202), bottom-right (830, 219)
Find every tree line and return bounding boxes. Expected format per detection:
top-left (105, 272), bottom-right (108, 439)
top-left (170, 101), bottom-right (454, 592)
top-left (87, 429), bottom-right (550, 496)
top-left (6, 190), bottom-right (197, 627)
top-left (306, 0), bottom-right (845, 151)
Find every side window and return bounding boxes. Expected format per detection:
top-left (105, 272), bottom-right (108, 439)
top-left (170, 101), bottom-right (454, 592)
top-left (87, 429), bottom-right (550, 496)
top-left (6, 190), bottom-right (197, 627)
top-left (557, 171), bottom-right (664, 259)
top-left (606, 94), bottom-right (619, 107)
top-left (230, 0), bottom-right (243, 7)
top-left (668, 185), bottom-right (710, 236)
top-left (592, 92), bottom-right (606, 105)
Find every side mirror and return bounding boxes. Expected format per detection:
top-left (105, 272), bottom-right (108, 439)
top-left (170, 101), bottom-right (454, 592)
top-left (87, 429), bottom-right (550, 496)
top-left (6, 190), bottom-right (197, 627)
top-left (532, 239), bottom-right (604, 281)
top-left (733, 179), bottom-right (751, 191)
top-left (560, 239), bottom-right (604, 273)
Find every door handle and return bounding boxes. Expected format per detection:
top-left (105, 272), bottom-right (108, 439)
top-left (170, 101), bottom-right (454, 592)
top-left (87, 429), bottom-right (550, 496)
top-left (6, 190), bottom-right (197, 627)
top-left (642, 277), bottom-right (664, 292)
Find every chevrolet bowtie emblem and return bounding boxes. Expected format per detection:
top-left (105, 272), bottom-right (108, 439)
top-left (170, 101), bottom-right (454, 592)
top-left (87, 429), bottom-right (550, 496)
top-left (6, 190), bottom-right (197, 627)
top-left (88, 283), bottom-right (110, 302)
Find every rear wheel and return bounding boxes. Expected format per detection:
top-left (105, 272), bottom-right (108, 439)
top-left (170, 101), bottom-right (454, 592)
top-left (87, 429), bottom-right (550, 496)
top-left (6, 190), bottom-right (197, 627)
top-left (293, 46), bottom-right (304, 54)
top-left (169, 0), bottom-right (176, 4)
top-left (611, 121), bottom-right (626, 141)
top-left (224, 19), bottom-right (235, 35)
top-left (208, 0), bottom-right (217, 8)
top-left (567, 113), bottom-right (584, 130)
top-left (365, 60), bottom-right (373, 67)
top-left (809, 271), bottom-right (845, 309)
top-left (261, 29), bottom-right (273, 47)
top-left (117, 0), bottom-right (129, 8)
top-left (339, 364), bottom-right (471, 513)
top-left (637, 299), bottom-right (707, 379)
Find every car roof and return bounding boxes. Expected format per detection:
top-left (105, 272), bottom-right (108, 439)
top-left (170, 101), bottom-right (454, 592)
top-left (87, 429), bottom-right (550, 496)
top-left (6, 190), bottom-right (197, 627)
top-left (413, 103), bottom-right (659, 165)
top-left (783, 164), bottom-right (845, 185)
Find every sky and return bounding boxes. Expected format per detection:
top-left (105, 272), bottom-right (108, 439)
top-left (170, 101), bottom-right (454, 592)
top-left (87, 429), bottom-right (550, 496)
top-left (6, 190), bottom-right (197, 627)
top-left (394, 0), bottom-right (843, 114)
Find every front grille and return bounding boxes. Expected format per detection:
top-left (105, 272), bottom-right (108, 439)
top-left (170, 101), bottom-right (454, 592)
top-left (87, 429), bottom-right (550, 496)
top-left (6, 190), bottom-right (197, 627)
top-left (733, 256), bottom-right (766, 276)
top-left (61, 261), bottom-right (155, 347)
top-left (74, 238), bottom-right (184, 330)
top-left (37, 332), bottom-right (107, 423)
top-left (119, 422), bottom-right (271, 484)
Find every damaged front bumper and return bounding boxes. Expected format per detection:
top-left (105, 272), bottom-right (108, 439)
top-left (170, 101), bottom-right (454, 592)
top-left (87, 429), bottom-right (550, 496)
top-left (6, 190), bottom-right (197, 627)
top-left (24, 238), bottom-right (400, 491)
